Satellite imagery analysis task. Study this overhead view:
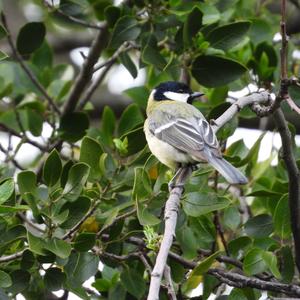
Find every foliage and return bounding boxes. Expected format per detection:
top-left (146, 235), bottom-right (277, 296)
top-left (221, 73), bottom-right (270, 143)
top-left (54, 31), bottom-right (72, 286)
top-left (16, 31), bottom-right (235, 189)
top-left (0, 0), bottom-right (299, 299)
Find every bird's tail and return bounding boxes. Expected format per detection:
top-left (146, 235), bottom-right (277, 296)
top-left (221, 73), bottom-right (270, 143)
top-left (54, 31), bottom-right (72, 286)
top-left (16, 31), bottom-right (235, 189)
top-left (207, 156), bottom-right (248, 185)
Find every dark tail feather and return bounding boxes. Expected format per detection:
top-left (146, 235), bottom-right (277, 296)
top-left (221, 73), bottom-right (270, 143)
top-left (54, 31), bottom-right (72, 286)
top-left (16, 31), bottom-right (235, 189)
top-left (207, 156), bottom-right (248, 185)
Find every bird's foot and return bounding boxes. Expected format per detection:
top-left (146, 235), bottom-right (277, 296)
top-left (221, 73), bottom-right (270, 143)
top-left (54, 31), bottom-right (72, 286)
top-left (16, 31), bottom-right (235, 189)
top-left (168, 181), bottom-right (185, 193)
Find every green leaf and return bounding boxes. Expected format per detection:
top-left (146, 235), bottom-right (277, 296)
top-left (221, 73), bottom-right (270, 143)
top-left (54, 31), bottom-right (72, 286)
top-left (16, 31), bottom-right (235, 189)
top-left (101, 105), bottom-right (116, 145)
top-left (17, 22), bottom-right (46, 55)
top-left (44, 268), bottom-right (66, 291)
top-left (223, 206), bottom-right (241, 230)
top-left (273, 194), bottom-right (291, 239)
top-left (228, 288), bottom-right (248, 300)
top-left (248, 18), bottom-right (272, 45)
top-left (63, 163), bottom-right (90, 201)
top-left (0, 178), bottom-right (14, 204)
top-left (105, 5), bottom-right (121, 27)
top-left (243, 248), bottom-right (266, 276)
top-left (73, 232), bottom-right (96, 251)
top-left (20, 250), bottom-right (35, 270)
top-left (124, 86), bottom-right (149, 109)
top-left (228, 236), bottom-right (252, 258)
top-left (183, 7), bottom-right (203, 46)
top-left (0, 270), bottom-right (12, 288)
top-left (0, 24), bottom-right (7, 40)
top-left (60, 196), bottom-right (91, 229)
top-left (26, 108), bottom-right (43, 136)
top-left (6, 270), bottom-right (30, 294)
top-left (118, 104), bottom-right (144, 136)
top-left (206, 21), bottom-right (251, 51)
top-left (43, 149), bottom-right (62, 187)
top-left (120, 268), bottom-right (146, 299)
top-left (244, 214), bottom-right (273, 238)
top-left (0, 50), bottom-right (8, 61)
top-left (183, 192), bottom-right (230, 217)
top-left (191, 55), bottom-right (247, 87)
top-left (119, 52), bottom-right (137, 78)
top-left (44, 238), bottom-right (72, 259)
top-left (93, 278), bottom-right (111, 292)
top-left (120, 126), bottom-right (147, 156)
top-left (0, 204), bottom-right (29, 213)
top-left (31, 41), bottom-right (53, 69)
top-left (64, 252), bottom-right (99, 286)
top-left (142, 37), bottom-right (167, 70)
top-left (262, 251), bottom-right (281, 279)
top-left (183, 251), bottom-right (220, 293)
top-left (109, 16), bottom-right (141, 49)
top-left (27, 231), bottom-right (46, 256)
top-left (58, 112), bottom-right (89, 143)
top-left (197, 3), bottom-right (220, 25)
top-left (17, 170), bottom-right (37, 196)
top-left (79, 136), bottom-right (103, 180)
top-left (279, 246), bottom-right (294, 283)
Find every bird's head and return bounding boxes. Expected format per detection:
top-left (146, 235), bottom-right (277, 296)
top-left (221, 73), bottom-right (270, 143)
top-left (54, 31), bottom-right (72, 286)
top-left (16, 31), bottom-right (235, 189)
top-left (150, 81), bottom-right (204, 104)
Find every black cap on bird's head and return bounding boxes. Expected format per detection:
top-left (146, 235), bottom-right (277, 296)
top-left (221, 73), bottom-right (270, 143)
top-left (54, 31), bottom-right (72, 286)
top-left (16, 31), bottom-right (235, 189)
top-left (152, 81), bottom-right (204, 104)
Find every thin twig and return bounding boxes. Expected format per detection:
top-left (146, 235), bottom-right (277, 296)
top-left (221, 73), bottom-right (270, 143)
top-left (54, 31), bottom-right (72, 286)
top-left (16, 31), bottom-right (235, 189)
top-left (61, 25), bottom-right (109, 116)
top-left (163, 265), bottom-right (177, 300)
top-left (44, 1), bottom-right (105, 30)
top-left (147, 167), bottom-right (192, 300)
top-left (1, 13), bottom-right (61, 115)
top-left (0, 250), bottom-right (25, 263)
top-left (273, 108), bottom-right (300, 272)
top-left (211, 91), bottom-right (270, 132)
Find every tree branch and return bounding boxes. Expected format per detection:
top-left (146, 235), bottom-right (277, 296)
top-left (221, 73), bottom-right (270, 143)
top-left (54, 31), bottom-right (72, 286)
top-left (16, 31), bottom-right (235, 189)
top-left (273, 108), bottom-right (300, 272)
top-left (0, 250), bottom-right (25, 263)
top-left (163, 265), bottom-right (176, 300)
top-left (147, 167), bottom-right (192, 300)
top-left (211, 91), bottom-right (271, 133)
top-left (61, 25), bottom-right (109, 116)
top-left (1, 13), bottom-right (61, 115)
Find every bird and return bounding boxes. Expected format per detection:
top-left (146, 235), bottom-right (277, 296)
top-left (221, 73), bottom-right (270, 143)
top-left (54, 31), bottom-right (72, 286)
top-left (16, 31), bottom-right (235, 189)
top-left (144, 81), bottom-right (248, 186)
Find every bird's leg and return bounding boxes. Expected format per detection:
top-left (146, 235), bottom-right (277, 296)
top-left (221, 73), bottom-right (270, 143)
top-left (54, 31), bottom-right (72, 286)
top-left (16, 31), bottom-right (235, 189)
top-left (168, 166), bottom-right (184, 192)
top-left (168, 164), bottom-right (196, 192)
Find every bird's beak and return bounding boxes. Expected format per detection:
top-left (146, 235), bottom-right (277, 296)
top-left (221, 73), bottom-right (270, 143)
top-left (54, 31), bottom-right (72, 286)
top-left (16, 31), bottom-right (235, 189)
top-left (189, 92), bottom-right (204, 101)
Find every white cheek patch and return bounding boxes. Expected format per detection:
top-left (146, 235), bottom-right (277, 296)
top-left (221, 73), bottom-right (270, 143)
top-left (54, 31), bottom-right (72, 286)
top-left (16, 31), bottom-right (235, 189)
top-left (163, 91), bottom-right (190, 103)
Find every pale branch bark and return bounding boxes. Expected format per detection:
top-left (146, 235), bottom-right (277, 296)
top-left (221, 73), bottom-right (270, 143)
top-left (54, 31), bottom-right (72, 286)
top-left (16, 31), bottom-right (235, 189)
top-left (147, 167), bottom-right (192, 300)
top-left (163, 265), bottom-right (176, 300)
top-left (0, 250), bottom-right (25, 263)
top-left (211, 91), bottom-right (271, 133)
top-left (1, 13), bottom-right (61, 115)
top-left (61, 25), bottom-right (109, 116)
top-left (273, 108), bottom-right (300, 272)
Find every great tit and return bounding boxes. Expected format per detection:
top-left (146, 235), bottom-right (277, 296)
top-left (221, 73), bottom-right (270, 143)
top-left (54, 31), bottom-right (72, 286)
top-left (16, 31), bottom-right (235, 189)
top-left (144, 81), bottom-right (248, 185)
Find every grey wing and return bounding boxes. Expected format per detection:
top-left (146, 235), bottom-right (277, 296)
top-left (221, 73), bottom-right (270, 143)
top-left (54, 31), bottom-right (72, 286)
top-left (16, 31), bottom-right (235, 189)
top-left (148, 115), bottom-right (221, 161)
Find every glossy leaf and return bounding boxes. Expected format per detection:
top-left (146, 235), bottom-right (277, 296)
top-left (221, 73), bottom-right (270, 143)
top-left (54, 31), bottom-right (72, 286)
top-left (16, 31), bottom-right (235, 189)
top-left (191, 55), bottom-right (247, 87)
top-left (0, 270), bottom-right (12, 288)
top-left (44, 268), bottom-right (66, 291)
top-left (183, 192), bottom-right (230, 217)
top-left (119, 52), bottom-right (137, 78)
top-left (63, 163), bottom-right (90, 201)
top-left (118, 104), bottom-right (144, 136)
top-left (109, 16), bottom-right (141, 49)
top-left (58, 112), bottom-right (89, 143)
top-left (74, 232), bottom-right (96, 251)
top-left (0, 178), bottom-right (14, 204)
top-left (183, 251), bottom-right (220, 293)
top-left (120, 269), bottom-right (146, 299)
top-left (79, 136), bottom-right (103, 180)
top-left (273, 194), bottom-right (291, 239)
top-left (17, 171), bottom-right (37, 196)
top-left (206, 21), bottom-right (251, 51)
top-left (244, 214), bottom-right (273, 238)
top-left (243, 248), bottom-right (266, 276)
top-left (17, 22), bottom-right (46, 55)
top-left (43, 149), bottom-right (62, 187)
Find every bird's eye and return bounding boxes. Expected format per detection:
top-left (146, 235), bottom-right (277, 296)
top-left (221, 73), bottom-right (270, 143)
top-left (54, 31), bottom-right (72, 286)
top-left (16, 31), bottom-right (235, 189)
top-left (178, 89), bottom-right (184, 93)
